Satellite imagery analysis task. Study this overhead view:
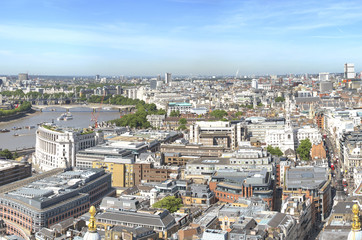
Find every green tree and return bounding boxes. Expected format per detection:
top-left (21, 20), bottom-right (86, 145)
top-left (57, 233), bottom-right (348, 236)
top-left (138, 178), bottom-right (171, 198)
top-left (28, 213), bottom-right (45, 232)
top-left (275, 97), bottom-right (285, 102)
top-left (170, 110), bottom-right (180, 117)
top-left (267, 145), bottom-right (283, 157)
top-left (0, 149), bottom-right (13, 159)
top-left (210, 109), bottom-right (228, 120)
top-left (152, 196), bottom-right (183, 213)
top-left (297, 138), bottom-right (312, 161)
top-left (235, 111), bottom-right (244, 117)
top-left (179, 118), bottom-right (187, 125)
top-left (178, 124), bottom-right (187, 130)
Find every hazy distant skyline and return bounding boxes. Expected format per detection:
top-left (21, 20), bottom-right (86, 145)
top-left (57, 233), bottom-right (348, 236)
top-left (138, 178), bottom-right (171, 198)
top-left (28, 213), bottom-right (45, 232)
top-left (0, 0), bottom-right (361, 76)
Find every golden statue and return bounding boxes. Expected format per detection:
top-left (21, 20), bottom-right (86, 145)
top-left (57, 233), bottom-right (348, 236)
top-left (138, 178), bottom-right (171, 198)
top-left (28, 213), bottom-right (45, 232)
top-left (352, 204), bottom-right (361, 231)
top-left (88, 206), bottom-right (97, 232)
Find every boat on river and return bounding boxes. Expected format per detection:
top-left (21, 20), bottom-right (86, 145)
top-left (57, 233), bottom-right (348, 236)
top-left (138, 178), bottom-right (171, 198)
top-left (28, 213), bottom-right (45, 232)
top-left (0, 129), bottom-right (10, 133)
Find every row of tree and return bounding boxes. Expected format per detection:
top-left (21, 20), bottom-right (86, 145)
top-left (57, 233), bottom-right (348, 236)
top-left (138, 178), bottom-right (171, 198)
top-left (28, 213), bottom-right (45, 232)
top-left (0, 101), bottom-right (32, 117)
top-left (106, 97), bottom-right (166, 129)
top-left (0, 149), bottom-right (18, 160)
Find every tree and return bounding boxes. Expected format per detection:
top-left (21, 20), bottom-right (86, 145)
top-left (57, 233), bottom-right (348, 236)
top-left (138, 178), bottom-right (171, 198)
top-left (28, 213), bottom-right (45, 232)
top-left (178, 124), bottom-right (187, 130)
top-left (152, 196), bottom-right (183, 213)
top-left (297, 138), bottom-right (312, 161)
top-left (170, 110), bottom-right (180, 117)
top-left (210, 109), bottom-right (228, 120)
top-left (0, 149), bottom-right (13, 159)
top-left (235, 111), bottom-right (244, 117)
top-left (267, 145), bottom-right (283, 157)
top-left (179, 118), bottom-right (187, 125)
top-left (275, 97), bottom-right (285, 102)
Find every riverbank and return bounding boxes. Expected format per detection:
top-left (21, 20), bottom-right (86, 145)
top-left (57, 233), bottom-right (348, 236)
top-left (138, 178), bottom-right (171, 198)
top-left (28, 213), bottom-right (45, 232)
top-left (0, 109), bottom-right (40, 126)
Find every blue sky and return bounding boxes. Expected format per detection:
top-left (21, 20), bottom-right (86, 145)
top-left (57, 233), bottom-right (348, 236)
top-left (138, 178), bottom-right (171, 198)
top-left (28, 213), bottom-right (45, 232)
top-left (0, 0), bottom-right (361, 76)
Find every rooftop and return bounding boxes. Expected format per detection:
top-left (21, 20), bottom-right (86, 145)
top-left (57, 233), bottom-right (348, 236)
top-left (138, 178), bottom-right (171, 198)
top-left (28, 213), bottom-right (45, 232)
top-left (286, 166), bottom-right (328, 190)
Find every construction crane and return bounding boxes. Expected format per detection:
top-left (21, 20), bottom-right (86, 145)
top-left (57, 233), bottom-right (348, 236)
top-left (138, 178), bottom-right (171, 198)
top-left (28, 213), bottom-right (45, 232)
top-left (91, 92), bottom-right (105, 128)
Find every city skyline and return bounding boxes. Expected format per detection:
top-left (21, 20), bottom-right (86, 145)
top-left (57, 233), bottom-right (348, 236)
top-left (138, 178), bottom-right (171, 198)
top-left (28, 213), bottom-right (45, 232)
top-left (0, 0), bottom-right (361, 75)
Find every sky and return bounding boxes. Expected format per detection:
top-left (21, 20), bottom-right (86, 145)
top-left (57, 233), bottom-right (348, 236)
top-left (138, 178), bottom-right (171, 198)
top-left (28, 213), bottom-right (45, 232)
top-left (0, 0), bottom-right (361, 76)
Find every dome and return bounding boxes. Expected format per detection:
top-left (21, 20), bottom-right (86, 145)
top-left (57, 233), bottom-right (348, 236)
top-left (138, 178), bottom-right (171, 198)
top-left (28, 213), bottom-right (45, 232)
top-left (348, 231), bottom-right (362, 240)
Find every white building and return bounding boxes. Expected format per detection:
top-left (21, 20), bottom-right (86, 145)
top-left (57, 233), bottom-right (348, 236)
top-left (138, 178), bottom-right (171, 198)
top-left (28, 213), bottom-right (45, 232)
top-left (33, 124), bottom-right (104, 171)
top-left (165, 72), bottom-right (172, 85)
top-left (265, 95), bottom-right (295, 154)
top-left (167, 102), bottom-right (192, 115)
top-left (251, 79), bottom-right (258, 89)
top-left (344, 63), bottom-right (355, 79)
top-left (319, 72), bottom-right (329, 81)
top-left (297, 126), bottom-right (322, 145)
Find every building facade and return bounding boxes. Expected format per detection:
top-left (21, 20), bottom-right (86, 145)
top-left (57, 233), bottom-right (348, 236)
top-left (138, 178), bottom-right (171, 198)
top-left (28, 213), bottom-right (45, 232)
top-left (34, 124), bottom-right (104, 171)
top-left (0, 169), bottom-right (114, 239)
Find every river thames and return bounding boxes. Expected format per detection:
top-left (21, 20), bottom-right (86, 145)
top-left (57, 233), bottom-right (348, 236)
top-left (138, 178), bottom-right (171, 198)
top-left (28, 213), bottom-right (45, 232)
top-left (0, 107), bottom-right (121, 151)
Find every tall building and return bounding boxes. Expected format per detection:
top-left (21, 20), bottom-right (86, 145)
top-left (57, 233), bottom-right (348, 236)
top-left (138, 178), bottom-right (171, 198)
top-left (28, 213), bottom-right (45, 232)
top-left (251, 79), bottom-right (258, 89)
top-left (18, 73), bottom-right (28, 81)
top-left (165, 73), bottom-right (172, 85)
top-left (345, 63), bottom-right (355, 79)
top-left (33, 124), bottom-right (104, 171)
top-left (150, 79), bottom-right (157, 90)
top-left (319, 72), bottom-right (329, 81)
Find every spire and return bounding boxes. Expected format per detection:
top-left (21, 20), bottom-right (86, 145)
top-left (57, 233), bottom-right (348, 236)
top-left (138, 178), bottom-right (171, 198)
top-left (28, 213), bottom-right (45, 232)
top-left (352, 204), bottom-right (361, 231)
top-left (88, 206), bottom-right (97, 232)
top-left (285, 94), bottom-right (292, 130)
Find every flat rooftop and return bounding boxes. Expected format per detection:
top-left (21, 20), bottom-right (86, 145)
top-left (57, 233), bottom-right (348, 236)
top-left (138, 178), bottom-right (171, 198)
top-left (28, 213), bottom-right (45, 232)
top-left (286, 166), bottom-right (328, 190)
top-left (4, 168), bottom-right (106, 209)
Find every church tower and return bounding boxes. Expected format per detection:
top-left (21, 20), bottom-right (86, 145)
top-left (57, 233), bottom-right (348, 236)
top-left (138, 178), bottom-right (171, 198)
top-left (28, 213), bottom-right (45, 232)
top-left (283, 94), bottom-right (295, 152)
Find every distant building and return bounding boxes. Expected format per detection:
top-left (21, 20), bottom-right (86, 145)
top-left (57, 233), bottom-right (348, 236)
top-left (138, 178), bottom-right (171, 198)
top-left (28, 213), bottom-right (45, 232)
top-left (165, 73), bottom-right (172, 85)
top-left (320, 81), bottom-right (333, 93)
top-left (344, 63), bottom-right (355, 79)
top-left (167, 102), bottom-right (192, 115)
top-left (319, 72), bottom-right (329, 81)
top-left (251, 79), bottom-right (258, 89)
top-left (150, 79), bottom-right (157, 89)
top-left (18, 73), bottom-right (28, 81)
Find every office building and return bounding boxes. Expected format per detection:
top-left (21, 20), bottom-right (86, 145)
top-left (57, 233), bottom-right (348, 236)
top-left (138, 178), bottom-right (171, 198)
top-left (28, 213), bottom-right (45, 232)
top-left (0, 168), bottom-right (114, 238)
top-left (0, 159), bottom-right (31, 186)
top-left (283, 166), bottom-right (332, 222)
top-left (18, 73), bottom-right (29, 81)
top-left (344, 63), bottom-right (355, 79)
top-left (189, 121), bottom-right (245, 150)
top-left (251, 79), bottom-right (258, 89)
top-left (165, 73), bottom-right (172, 85)
top-left (320, 81), bottom-right (333, 93)
top-left (161, 143), bottom-right (224, 157)
top-left (209, 169), bottom-right (274, 209)
top-left (150, 79), bottom-right (157, 89)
